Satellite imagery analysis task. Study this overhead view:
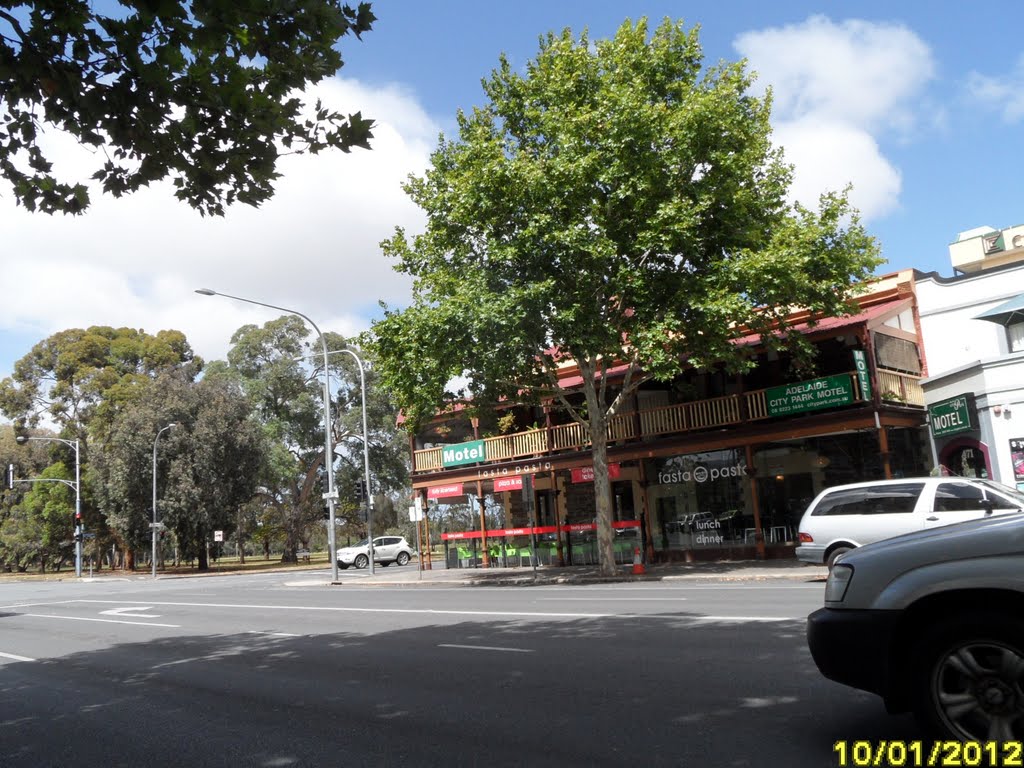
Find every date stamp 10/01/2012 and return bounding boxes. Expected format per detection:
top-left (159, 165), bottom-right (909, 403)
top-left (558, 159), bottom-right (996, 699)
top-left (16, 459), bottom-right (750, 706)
top-left (834, 741), bottom-right (1023, 768)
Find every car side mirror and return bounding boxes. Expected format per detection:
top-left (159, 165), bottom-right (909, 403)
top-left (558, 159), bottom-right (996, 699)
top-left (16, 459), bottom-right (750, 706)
top-left (982, 498), bottom-right (994, 515)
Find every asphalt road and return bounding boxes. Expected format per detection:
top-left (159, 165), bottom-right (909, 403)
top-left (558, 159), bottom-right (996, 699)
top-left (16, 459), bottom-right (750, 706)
top-left (0, 571), bottom-right (920, 767)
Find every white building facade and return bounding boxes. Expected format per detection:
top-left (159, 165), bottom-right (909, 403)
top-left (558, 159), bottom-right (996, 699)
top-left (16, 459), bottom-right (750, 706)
top-left (916, 223), bottom-right (1024, 490)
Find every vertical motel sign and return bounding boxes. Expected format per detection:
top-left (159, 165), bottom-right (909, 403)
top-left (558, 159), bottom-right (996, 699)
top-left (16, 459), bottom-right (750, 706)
top-left (852, 349), bottom-right (872, 400)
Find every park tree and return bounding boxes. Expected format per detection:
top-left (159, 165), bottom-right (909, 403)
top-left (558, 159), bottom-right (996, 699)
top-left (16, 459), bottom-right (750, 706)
top-left (0, 325), bottom-right (199, 438)
top-left (91, 369), bottom-right (264, 570)
top-left (0, 326), bottom-right (200, 560)
top-left (371, 18), bottom-right (882, 575)
top-left (0, 0), bottom-right (375, 215)
top-left (218, 318), bottom-right (406, 562)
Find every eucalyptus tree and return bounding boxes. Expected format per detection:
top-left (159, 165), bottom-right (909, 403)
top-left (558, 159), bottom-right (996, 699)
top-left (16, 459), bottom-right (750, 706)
top-left (1, 0), bottom-right (376, 215)
top-left (91, 369), bottom-right (264, 571)
top-left (216, 318), bottom-right (407, 560)
top-left (0, 326), bottom-right (200, 566)
top-left (371, 18), bottom-right (882, 575)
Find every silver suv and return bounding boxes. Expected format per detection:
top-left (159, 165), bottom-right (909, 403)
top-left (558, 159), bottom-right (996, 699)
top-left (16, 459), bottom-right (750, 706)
top-left (807, 513), bottom-right (1024, 741)
top-left (336, 536), bottom-right (415, 569)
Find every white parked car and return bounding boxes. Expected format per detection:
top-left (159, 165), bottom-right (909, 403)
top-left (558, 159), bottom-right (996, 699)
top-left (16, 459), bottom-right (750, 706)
top-left (336, 536), bottom-right (415, 569)
top-left (796, 476), bottom-right (1024, 569)
top-left (807, 512), bottom-right (1024, 741)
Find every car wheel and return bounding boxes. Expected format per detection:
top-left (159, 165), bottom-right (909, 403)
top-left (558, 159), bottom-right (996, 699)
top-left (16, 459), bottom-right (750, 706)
top-left (826, 546), bottom-right (853, 570)
top-left (396, 551), bottom-right (410, 566)
top-left (354, 554), bottom-right (369, 569)
top-left (912, 614), bottom-right (1024, 741)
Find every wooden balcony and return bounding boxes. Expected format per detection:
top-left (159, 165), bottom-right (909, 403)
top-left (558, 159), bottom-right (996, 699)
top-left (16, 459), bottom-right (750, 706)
top-left (412, 368), bottom-right (923, 474)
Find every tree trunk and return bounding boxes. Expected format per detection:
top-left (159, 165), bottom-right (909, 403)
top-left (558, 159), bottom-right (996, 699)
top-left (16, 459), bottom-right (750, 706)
top-left (581, 365), bottom-right (617, 576)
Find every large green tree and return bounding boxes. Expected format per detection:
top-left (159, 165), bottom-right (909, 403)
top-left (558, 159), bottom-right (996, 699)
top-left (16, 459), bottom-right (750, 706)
top-left (372, 18), bottom-right (883, 575)
top-left (91, 369), bottom-right (264, 570)
top-left (215, 317), bottom-right (406, 562)
top-left (0, 0), bottom-right (375, 215)
top-left (0, 326), bottom-right (200, 564)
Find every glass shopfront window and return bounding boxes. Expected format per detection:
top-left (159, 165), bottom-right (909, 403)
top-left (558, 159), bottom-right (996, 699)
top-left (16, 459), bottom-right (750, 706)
top-left (647, 449), bottom-right (752, 552)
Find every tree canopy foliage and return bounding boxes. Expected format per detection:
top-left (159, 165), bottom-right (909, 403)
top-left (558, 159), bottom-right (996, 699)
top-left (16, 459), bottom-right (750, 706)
top-left (0, 0), bottom-right (376, 215)
top-left (371, 18), bottom-right (882, 574)
top-left (217, 318), bottom-right (407, 560)
top-left (0, 318), bottom-right (408, 573)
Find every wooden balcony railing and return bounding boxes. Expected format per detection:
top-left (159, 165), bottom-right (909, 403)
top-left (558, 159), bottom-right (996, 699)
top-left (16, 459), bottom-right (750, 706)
top-left (877, 369), bottom-right (925, 407)
top-left (413, 369), bottom-right (924, 473)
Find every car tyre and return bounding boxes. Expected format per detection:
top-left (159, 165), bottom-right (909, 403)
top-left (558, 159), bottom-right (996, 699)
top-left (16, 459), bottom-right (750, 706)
top-left (396, 551), bottom-right (410, 566)
top-left (826, 546), bottom-right (853, 570)
top-left (354, 554), bottom-right (369, 569)
top-left (911, 613), bottom-right (1024, 741)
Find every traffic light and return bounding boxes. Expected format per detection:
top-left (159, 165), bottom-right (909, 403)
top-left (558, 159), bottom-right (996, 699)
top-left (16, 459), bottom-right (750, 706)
top-left (354, 479), bottom-right (366, 501)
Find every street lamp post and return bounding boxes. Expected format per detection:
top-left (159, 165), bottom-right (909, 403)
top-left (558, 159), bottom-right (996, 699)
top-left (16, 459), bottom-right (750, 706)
top-left (152, 423), bottom-right (177, 579)
top-left (195, 288), bottom-right (342, 582)
top-left (333, 346), bottom-right (375, 576)
top-left (16, 435), bottom-right (82, 577)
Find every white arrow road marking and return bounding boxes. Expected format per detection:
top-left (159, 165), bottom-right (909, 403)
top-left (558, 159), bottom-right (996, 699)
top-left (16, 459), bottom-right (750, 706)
top-left (100, 606), bottom-right (161, 618)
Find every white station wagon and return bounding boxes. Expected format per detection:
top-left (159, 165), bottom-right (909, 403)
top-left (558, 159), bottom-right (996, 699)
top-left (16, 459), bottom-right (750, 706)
top-left (796, 476), bottom-right (1024, 569)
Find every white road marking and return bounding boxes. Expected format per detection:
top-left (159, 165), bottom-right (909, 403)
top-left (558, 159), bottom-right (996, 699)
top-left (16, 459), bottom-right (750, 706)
top-left (439, 644), bottom-right (533, 653)
top-left (73, 600), bottom-right (612, 619)
top-left (100, 606), bottom-right (160, 618)
top-left (537, 597), bottom-right (687, 601)
top-left (692, 616), bottom-right (796, 622)
top-left (246, 630), bottom-right (303, 638)
top-left (24, 614), bottom-right (180, 628)
top-left (0, 651), bottom-right (35, 662)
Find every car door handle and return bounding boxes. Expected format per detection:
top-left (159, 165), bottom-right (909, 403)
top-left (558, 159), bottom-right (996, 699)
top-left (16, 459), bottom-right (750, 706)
top-left (926, 516), bottom-right (940, 521)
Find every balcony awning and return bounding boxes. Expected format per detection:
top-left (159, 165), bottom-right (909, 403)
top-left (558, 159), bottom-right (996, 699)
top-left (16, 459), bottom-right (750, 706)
top-left (974, 293), bottom-right (1024, 326)
top-left (730, 297), bottom-right (911, 347)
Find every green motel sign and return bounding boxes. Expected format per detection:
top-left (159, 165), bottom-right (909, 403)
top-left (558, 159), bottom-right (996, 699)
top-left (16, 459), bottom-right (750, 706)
top-left (928, 395), bottom-right (974, 438)
top-left (766, 374), bottom-right (855, 417)
top-left (442, 439), bottom-right (486, 468)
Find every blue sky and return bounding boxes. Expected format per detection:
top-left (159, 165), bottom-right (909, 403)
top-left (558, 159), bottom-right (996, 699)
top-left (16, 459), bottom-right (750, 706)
top-left (2, 0), bottom-right (1022, 389)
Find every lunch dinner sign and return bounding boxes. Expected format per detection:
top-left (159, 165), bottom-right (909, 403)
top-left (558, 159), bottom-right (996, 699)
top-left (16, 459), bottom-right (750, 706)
top-left (765, 375), bottom-right (855, 417)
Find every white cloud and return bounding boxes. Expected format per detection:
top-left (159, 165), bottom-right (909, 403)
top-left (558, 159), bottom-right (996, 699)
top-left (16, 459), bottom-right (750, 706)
top-left (967, 53), bottom-right (1024, 122)
top-left (734, 15), bottom-right (935, 220)
top-left (1, 78), bottom-right (436, 367)
top-left (773, 118), bottom-right (901, 221)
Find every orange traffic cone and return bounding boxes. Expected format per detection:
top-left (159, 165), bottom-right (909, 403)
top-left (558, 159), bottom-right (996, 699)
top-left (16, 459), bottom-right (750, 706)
top-left (632, 547), bottom-right (645, 575)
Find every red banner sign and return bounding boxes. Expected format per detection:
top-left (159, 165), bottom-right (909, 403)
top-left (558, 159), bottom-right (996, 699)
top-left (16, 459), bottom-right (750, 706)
top-left (493, 476), bottom-right (523, 492)
top-left (439, 521), bottom-right (637, 540)
top-left (570, 463), bottom-right (621, 484)
top-left (427, 483), bottom-right (464, 499)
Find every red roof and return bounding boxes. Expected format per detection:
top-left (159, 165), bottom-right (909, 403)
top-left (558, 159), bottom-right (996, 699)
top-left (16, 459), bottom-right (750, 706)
top-left (730, 298), bottom-right (909, 347)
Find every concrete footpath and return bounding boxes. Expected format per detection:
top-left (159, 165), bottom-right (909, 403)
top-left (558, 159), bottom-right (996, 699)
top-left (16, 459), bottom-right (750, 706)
top-left (326, 558), bottom-right (830, 587)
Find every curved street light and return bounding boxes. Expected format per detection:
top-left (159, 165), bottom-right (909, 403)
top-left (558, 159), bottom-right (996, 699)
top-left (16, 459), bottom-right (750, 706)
top-left (15, 434), bottom-right (82, 577)
top-left (195, 288), bottom-right (343, 582)
top-left (331, 346), bottom-right (375, 576)
top-left (152, 422), bottom-right (177, 579)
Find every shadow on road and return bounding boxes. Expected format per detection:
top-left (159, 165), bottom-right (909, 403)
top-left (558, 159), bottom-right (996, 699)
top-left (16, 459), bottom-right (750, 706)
top-left (0, 610), bottom-right (920, 767)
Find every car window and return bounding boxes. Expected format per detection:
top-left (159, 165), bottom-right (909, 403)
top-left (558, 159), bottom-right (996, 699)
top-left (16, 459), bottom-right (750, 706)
top-left (978, 479), bottom-right (1024, 508)
top-left (384, 537), bottom-right (399, 545)
top-left (984, 490), bottom-right (1023, 510)
top-left (812, 483), bottom-right (924, 516)
top-left (933, 482), bottom-right (985, 512)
